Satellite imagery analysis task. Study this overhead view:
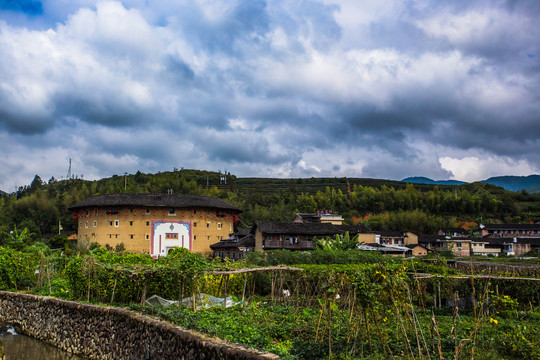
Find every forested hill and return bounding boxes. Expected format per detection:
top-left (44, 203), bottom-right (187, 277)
top-left (401, 175), bottom-right (540, 192)
top-left (232, 176), bottom-right (457, 195)
top-left (482, 175), bottom-right (540, 192)
top-left (526, 184), bottom-right (540, 194)
top-left (401, 177), bottom-right (466, 186)
top-left (1, 169), bottom-right (540, 243)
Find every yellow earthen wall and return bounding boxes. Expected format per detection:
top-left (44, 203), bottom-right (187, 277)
top-left (356, 233), bottom-right (377, 244)
top-left (76, 206), bottom-right (235, 255)
top-left (405, 232), bottom-right (418, 245)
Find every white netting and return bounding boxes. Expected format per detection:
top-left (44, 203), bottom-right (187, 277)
top-left (145, 295), bottom-right (178, 308)
top-left (146, 293), bottom-right (239, 310)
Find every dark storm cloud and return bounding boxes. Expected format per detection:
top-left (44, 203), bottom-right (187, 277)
top-left (0, 0), bottom-right (539, 190)
top-left (0, 108), bottom-right (52, 134)
top-left (196, 130), bottom-right (296, 166)
top-left (53, 96), bottom-right (153, 128)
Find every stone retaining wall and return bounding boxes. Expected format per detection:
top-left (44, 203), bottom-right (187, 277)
top-left (0, 291), bottom-right (277, 360)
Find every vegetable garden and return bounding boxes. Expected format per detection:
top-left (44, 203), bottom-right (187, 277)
top-left (1, 245), bottom-right (539, 359)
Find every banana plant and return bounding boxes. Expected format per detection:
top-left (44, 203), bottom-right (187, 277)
top-left (3, 225), bottom-right (35, 247)
top-left (313, 231), bottom-right (360, 251)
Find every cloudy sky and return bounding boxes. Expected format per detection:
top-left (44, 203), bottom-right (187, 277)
top-left (0, 0), bottom-right (539, 191)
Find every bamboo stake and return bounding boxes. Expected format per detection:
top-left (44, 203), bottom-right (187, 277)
top-left (407, 287), bottom-right (431, 359)
top-left (140, 277), bottom-right (148, 306)
top-left (270, 271), bottom-right (275, 302)
top-left (110, 276), bottom-right (117, 303)
top-left (242, 273), bottom-right (248, 303)
top-left (87, 264), bottom-right (91, 302)
top-left (223, 275), bottom-right (229, 307)
top-left (47, 260), bottom-right (52, 295)
top-left (438, 282), bottom-right (441, 308)
top-left (431, 311), bottom-right (444, 360)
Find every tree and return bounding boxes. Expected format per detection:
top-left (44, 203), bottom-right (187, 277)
top-left (30, 174), bottom-right (44, 192)
top-left (47, 234), bottom-right (68, 249)
top-left (2, 225), bottom-right (35, 250)
top-left (313, 232), bottom-right (360, 251)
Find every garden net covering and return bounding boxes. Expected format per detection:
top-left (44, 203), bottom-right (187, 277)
top-left (146, 294), bottom-right (238, 310)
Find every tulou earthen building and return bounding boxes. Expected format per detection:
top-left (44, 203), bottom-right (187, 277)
top-left (69, 194), bottom-right (241, 257)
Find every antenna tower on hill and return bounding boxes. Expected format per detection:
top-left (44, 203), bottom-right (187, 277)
top-left (67, 158), bottom-right (72, 179)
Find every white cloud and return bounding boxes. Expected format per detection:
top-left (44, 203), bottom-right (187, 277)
top-left (439, 156), bottom-right (539, 182)
top-left (416, 7), bottom-right (534, 48)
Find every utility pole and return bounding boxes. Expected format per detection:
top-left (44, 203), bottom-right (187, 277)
top-left (124, 172), bottom-right (128, 191)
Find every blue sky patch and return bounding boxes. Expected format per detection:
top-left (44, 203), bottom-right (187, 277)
top-left (0, 0), bottom-right (43, 15)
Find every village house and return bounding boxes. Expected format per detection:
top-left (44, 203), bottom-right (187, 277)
top-left (420, 227), bottom-right (540, 257)
top-left (355, 231), bottom-right (426, 256)
top-left (406, 244), bottom-right (429, 256)
top-left (293, 211), bottom-right (345, 225)
top-left (69, 194), bottom-right (241, 257)
top-left (437, 228), bottom-right (469, 238)
top-left (484, 237), bottom-right (540, 256)
top-left (418, 235), bottom-right (472, 256)
top-left (480, 224), bottom-right (540, 238)
top-left (251, 221), bottom-right (426, 256)
top-left (470, 239), bottom-right (501, 256)
top-left (355, 241), bottom-right (428, 257)
top-left (253, 221), bottom-right (373, 251)
top-left (356, 231), bottom-right (418, 247)
top-left (210, 227), bottom-right (255, 260)
top-left (253, 221), bottom-right (337, 251)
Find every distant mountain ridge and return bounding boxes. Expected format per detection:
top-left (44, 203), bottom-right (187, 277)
top-left (402, 175), bottom-right (540, 192)
top-left (401, 177), bottom-right (466, 186)
top-left (481, 175), bottom-right (540, 192)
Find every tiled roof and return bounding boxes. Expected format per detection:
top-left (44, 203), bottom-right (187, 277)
top-left (440, 228), bottom-right (467, 233)
top-left (482, 224), bottom-right (540, 230)
top-left (420, 234), bottom-right (478, 243)
top-left (255, 221), bottom-right (340, 235)
top-left (210, 234), bottom-right (255, 249)
top-left (405, 244), bottom-right (428, 249)
top-left (418, 234), bottom-right (446, 243)
top-left (255, 222), bottom-right (372, 236)
top-left (236, 227), bottom-right (252, 237)
top-left (484, 237), bottom-right (540, 246)
top-left (69, 194), bottom-right (242, 212)
top-left (295, 213), bottom-right (320, 219)
top-left (334, 225), bottom-right (371, 234)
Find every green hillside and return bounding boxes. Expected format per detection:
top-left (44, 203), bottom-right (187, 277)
top-left (1, 169), bottom-right (539, 245)
top-left (525, 184), bottom-right (540, 194)
top-left (230, 176), bottom-right (456, 195)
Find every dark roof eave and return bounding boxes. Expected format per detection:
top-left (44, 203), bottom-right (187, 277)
top-left (69, 193), bottom-right (242, 212)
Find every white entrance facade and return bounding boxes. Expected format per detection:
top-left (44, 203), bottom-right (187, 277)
top-left (150, 221), bottom-right (191, 258)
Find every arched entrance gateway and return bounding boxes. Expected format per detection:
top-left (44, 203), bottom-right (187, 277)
top-left (151, 221), bottom-right (192, 257)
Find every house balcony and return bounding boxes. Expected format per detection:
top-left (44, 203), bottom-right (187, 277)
top-left (263, 240), bottom-right (315, 250)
